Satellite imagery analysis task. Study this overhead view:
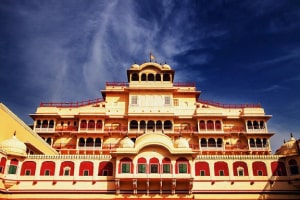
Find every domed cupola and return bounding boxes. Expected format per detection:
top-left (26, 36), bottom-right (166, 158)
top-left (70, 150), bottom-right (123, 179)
top-left (275, 133), bottom-right (299, 156)
top-left (131, 63), bottom-right (139, 69)
top-left (162, 63), bottom-right (171, 69)
top-left (0, 132), bottom-right (27, 157)
top-left (119, 136), bottom-right (134, 148)
top-left (174, 137), bottom-right (190, 148)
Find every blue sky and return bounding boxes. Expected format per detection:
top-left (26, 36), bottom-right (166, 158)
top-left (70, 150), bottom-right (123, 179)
top-left (1, 0), bottom-right (300, 152)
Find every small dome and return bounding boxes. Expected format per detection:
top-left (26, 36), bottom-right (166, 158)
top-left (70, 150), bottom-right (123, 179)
top-left (174, 137), bottom-right (189, 148)
top-left (119, 137), bottom-right (134, 148)
top-left (131, 64), bottom-right (139, 69)
top-left (162, 64), bottom-right (171, 69)
top-left (0, 134), bottom-right (27, 157)
top-left (275, 134), bottom-right (298, 156)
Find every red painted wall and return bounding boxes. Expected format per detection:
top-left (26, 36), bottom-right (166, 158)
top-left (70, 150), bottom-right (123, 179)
top-left (195, 161), bottom-right (210, 176)
top-left (271, 161), bottom-right (287, 176)
top-left (98, 161), bottom-right (113, 176)
top-left (20, 161), bottom-right (36, 176)
top-left (79, 161), bottom-right (93, 176)
top-left (214, 161), bottom-right (229, 176)
top-left (59, 161), bottom-right (75, 176)
top-left (40, 161), bottom-right (55, 176)
top-left (0, 157), bottom-right (6, 173)
top-left (252, 161), bottom-right (267, 176)
top-left (233, 161), bottom-right (249, 176)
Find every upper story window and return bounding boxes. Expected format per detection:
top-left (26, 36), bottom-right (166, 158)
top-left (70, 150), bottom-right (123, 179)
top-left (164, 96), bottom-right (171, 105)
top-left (8, 159), bottom-right (18, 175)
top-left (131, 73), bottom-right (139, 81)
top-left (64, 167), bottom-right (70, 176)
top-left (173, 99), bottom-right (179, 106)
top-left (138, 164), bottom-right (146, 173)
top-left (163, 164), bottom-right (171, 173)
top-left (121, 163), bottom-right (130, 173)
top-left (131, 96), bottom-right (138, 106)
top-left (178, 163), bottom-right (187, 173)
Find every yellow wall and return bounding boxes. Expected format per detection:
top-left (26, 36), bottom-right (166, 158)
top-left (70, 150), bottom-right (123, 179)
top-left (0, 103), bottom-right (58, 155)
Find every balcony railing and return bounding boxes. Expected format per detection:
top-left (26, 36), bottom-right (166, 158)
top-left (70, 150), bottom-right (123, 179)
top-left (173, 82), bottom-right (195, 87)
top-left (198, 99), bottom-right (261, 109)
top-left (40, 98), bottom-right (104, 108)
top-left (106, 82), bottom-right (129, 87)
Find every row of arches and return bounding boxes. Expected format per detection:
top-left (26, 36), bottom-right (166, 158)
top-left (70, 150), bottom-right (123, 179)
top-left (247, 120), bottom-right (265, 130)
top-left (2, 159), bottom-right (113, 177)
top-left (200, 138), bottom-right (223, 148)
top-left (131, 73), bottom-right (172, 82)
top-left (129, 120), bottom-right (173, 131)
top-left (199, 120), bottom-right (222, 131)
top-left (1, 157), bottom-right (299, 177)
top-left (80, 120), bottom-right (103, 129)
top-left (249, 138), bottom-right (268, 148)
top-left (119, 157), bottom-right (190, 174)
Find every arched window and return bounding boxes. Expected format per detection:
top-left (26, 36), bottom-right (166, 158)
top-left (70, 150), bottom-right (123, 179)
top-left (263, 138), bottom-right (268, 147)
top-left (252, 161), bottom-right (267, 176)
top-left (42, 120), bottom-right (48, 128)
top-left (150, 157), bottom-right (159, 173)
top-left (96, 120), bottom-right (102, 129)
top-left (88, 120), bottom-right (95, 129)
top-left (156, 120), bottom-right (162, 130)
top-left (288, 159), bottom-right (299, 175)
top-left (217, 138), bottom-right (223, 147)
top-left (141, 73), bottom-right (147, 81)
top-left (86, 138), bottom-right (94, 147)
top-left (60, 161), bottom-right (74, 176)
top-left (21, 161), bottom-right (36, 176)
top-left (214, 161), bottom-right (229, 176)
top-left (199, 120), bottom-right (205, 130)
top-left (271, 161), bottom-right (287, 176)
top-left (176, 157), bottom-right (190, 174)
top-left (8, 159), bottom-right (18, 174)
top-left (95, 138), bottom-right (101, 147)
top-left (155, 74), bottom-right (161, 81)
top-left (147, 120), bottom-right (155, 131)
top-left (119, 157), bottom-right (133, 174)
top-left (130, 120), bottom-right (138, 129)
top-left (79, 161), bottom-right (93, 176)
top-left (256, 138), bottom-right (262, 147)
top-left (78, 138), bottom-right (85, 147)
top-left (247, 121), bottom-right (253, 129)
top-left (80, 120), bottom-right (87, 129)
top-left (36, 120), bottom-right (41, 128)
top-left (164, 120), bottom-right (172, 130)
top-left (208, 138), bottom-right (216, 147)
top-left (99, 161), bottom-right (113, 176)
top-left (140, 120), bottom-right (146, 131)
top-left (137, 157), bottom-right (147, 173)
top-left (40, 161), bottom-right (55, 176)
top-left (49, 120), bottom-right (54, 128)
top-left (249, 138), bottom-right (255, 147)
top-left (131, 73), bottom-right (139, 81)
top-left (162, 157), bottom-right (171, 173)
top-left (253, 121), bottom-right (259, 129)
top-left (215, 120), bottom-right (221, 130)
top-left (233, 161), bottom-right (248, 176)
top-left (163, 73), bottom-right (170, 81)
top-left (148, 73), bottom-right (154, 81)
top-left (195, 161), bottom-right (210, 176)
top-left (200, 138), bottom-right (207, 147)
top-left (260, 121), bottom-right (265, 129)
top-left (207, 120), bottom-right (214, 130)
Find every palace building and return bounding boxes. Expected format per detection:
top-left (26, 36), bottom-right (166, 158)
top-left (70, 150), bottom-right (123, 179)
top-left (0, 61), bottom-right (300, 199)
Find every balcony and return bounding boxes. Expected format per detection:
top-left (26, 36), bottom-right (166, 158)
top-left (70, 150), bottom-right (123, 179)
top-left (40, 98), bottom-right (104, 108)
top-left (35, 127), bottom-right (55, 133)
top-left (55, 126), bottom-right (78, 132)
